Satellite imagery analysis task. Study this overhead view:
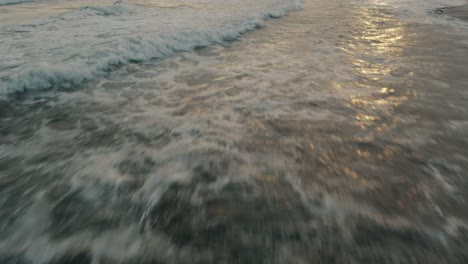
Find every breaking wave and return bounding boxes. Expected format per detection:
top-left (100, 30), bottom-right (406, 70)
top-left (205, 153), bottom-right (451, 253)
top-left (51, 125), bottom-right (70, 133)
top-left (0, 1), bottom-right (302, 99)
top-left (0, 0), bottom-right (31, 6)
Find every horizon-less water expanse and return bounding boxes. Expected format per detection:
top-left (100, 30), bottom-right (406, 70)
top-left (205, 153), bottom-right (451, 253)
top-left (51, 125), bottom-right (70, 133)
top-left (1, 0), bottom-right (468, 263)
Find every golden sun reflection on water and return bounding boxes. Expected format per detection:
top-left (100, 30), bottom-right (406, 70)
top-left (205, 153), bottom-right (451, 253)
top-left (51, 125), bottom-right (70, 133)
top-left (340, 7), bottom-right (418, 134)
top-left (352, 7), bottom-right (407, 54)
top-left (343, 7), bottom-right (408, 80)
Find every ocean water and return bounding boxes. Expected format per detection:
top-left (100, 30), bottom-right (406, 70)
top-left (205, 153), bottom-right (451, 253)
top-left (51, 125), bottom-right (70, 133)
top-left (0, 0), bottom-right (301, 96)
top-left (1, 0), bottom-right (468, 263)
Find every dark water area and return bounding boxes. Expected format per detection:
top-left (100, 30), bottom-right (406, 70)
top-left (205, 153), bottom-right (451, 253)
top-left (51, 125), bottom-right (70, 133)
top-left (445, 4), bottom-right (468, 22)
top-left (1, 0), bottom-right (468, 263)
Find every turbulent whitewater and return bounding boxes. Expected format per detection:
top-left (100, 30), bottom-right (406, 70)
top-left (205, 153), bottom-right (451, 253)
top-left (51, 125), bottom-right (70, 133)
top-left (0, 0), bottom-right (301, 98)
top-left (1, 0), bottom-right (468, 263)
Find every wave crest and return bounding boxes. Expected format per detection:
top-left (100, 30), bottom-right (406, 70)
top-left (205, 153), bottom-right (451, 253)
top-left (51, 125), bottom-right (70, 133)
top-left (0, 0), bottom-right (31, 6)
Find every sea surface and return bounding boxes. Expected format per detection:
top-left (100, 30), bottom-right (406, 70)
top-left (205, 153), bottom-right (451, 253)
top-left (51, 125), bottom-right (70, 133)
top-left (1, 0), bottom-right (468, 263)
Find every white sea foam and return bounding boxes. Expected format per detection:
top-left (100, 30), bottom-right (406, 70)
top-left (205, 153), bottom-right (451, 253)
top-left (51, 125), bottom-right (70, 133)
top-left (0, 0), bottom-right (302, 99)
top-left (133, 162), bottom-right (192, 208)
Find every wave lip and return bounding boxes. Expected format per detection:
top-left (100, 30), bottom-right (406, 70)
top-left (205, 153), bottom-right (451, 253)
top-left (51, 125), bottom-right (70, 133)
top-left (0, 0), bottom-right (303, 99)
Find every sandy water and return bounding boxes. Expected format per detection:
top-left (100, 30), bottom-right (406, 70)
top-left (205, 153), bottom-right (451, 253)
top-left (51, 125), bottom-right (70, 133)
top-left (1, 0), bottom-right (468, 263)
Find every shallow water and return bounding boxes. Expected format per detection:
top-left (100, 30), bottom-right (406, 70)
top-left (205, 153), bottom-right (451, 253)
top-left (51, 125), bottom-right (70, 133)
top-left (1, 0), bottom-right (468, 263)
